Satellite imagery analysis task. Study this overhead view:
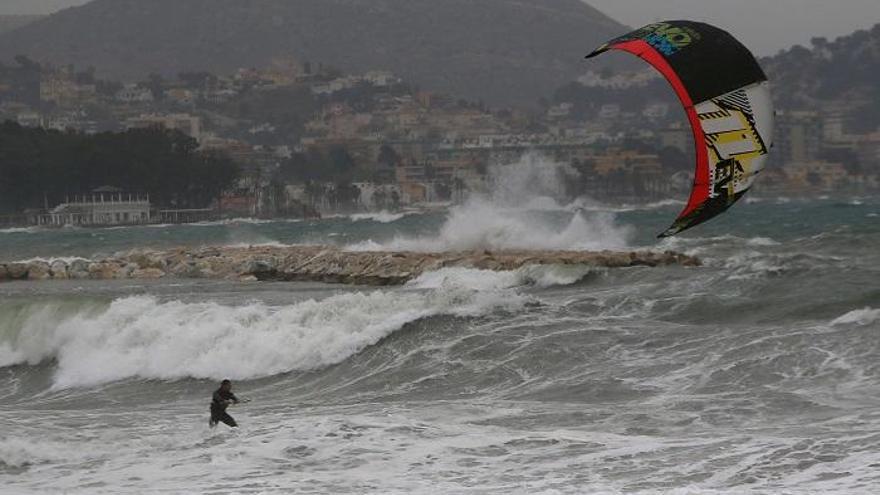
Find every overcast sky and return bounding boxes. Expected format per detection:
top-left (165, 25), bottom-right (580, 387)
top-left (1, 0), bottom-right (878, 55)
top-left (588, 0), bottom-right (880, 55)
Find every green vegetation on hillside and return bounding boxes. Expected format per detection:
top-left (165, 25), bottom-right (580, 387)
top-left (0, 122), bottom-right (239, 213)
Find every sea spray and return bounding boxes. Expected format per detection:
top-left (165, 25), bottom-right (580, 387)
top-left (348, 153), bottom-right (633, 252)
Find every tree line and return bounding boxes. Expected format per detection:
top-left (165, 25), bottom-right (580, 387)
top-left (0, 122), bottom-right (240, 214)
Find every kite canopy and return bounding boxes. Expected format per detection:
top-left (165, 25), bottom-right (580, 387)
top-left (586, 21), bottom-right (774, 237)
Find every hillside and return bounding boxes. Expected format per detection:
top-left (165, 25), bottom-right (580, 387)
top-left (0, 0), bottom-right (627, 106)
top-left (761, 23), bottom-right (880, 132)
top-left (0, 15), bottom-right (42, 34)
top-left (762, 23), bottom-right (880, 107)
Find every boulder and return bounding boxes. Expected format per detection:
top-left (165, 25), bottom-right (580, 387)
top-left (115, 263), bottom-right (139, 279)
top-left (27, 261), bottom-right (51, 280)
top-left (127, 250), bottom-right (168, 270)
top-left (131, 268), bottom-right (165, 279)
top-left (68, 259), bottom-right (91, 279)
top-left (6, 263), bottom-right (29, 280)
top-left (50, 260), bottom-right (69, 279)
top-left (88, 262), bottom-right (120, 280)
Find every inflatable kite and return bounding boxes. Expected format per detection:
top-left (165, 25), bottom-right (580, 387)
top-left (587, 21), bottom-right (774, 237)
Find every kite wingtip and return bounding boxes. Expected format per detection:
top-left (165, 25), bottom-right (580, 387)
top-left (585, 44), bottom-right (610, 59)
top-left (658, 225), bottom-right (682, 238)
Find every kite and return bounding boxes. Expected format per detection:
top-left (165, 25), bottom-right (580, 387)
top-left (587, 21), bottom-right (774, 237)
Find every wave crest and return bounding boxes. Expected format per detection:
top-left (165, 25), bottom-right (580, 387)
top-left (831, 307), bottom-right (880, 327)
top-left (0, 283), bottom-right (529, 388)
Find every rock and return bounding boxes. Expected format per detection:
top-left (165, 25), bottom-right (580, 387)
top-left (244, 259), bottom-right (279, 280)
top-left (27, 261), bottom-right (51, 280)
top-left (131, 268), bottom-right (165, 279)
top-left (68, 259), bottom-right (90, 279)
top-left (245, 259), bottom-right (277, 272)
top-left (7, 263), bottom-right (29, 280)
top-left (115, 263), bottom-right (139, 279)
top-left (88, 262), bottom-right (120, 280)
top-left (50, 260), bottom-right (69, 279)
top-left (0, 264), bottom-right (7, 281)
top-left (127, 250), bottom-right (168, 270)
top-left (0, 245), bottom-right (701, 286)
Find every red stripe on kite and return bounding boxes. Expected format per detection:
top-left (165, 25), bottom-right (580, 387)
top-left (604, 40), bottom-right (710, 219)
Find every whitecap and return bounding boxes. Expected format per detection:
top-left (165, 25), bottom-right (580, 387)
top-left (746, 237), bottom-right (780, 247)
top-left (349, 211), bottom-right (409, 223)
top-left (831, 307), bottom-right (880, 327)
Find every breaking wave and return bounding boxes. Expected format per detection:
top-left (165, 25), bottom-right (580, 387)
top-left (831, 307), bottom-right (880, 327)
top-left (0, 268), bottom-right (569, 388)
top-left (348, 153), bottom-right (633, 252)
top-left (348, 197), bottom-right (631, 252)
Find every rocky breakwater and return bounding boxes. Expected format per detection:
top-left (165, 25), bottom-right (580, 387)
top-left (0, 246), bottom-right (700, 286)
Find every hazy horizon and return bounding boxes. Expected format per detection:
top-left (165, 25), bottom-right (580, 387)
top-left (0, 0), bottom-right (877, 55)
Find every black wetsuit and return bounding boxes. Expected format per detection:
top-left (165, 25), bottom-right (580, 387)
top-left (209, 388), bottom-right (239, 427)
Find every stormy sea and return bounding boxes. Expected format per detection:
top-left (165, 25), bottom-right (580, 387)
top-left (1, 162), bottom-right (878, 494)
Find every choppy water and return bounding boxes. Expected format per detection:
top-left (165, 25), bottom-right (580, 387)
top-left (1, 195), bottom-right (879, 494)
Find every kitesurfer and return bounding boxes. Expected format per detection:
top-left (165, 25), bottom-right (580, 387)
top-left (209, 379), bottom-right (240, 428)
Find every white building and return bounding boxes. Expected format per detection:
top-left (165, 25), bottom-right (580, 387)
top-left (16, 112), bottom-right (42, 127)
top-left (364, 71), bottom-right (398, 87)
top-left (40, 189), bottom-right (151, 226)
top-left (115, 84), bottom-right (154, 103)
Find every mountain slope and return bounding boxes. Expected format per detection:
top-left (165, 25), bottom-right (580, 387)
top-left (762, 23), bottom-right (880, 107)
top-left (0, 0), bottom-right (627, 106)
top-left (762, 23), bottom-right (880, 132)
top-left (0, 15), bottom-right (42, 35)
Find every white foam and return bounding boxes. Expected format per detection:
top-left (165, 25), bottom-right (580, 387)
top-left (831, 308), bottom-right (880, 327)
top-left (408, 265), bottom-right (594, 291)
top-left (222, 240), bottom-right (292, 249)
top-left (349, 211), bottom-right (409, 223)
top-left (186, 217), bottom-right (303, 227)
top-left (9, 256), bottom-right (92, 265)
top-left (745, 237), bottom-right (780, 247)
top-left (0, 437), bottom-right (69, 467)
top-left (0, 227), bottom-right (40, 234)
top-left (0, 284), bottom-right (529, 388)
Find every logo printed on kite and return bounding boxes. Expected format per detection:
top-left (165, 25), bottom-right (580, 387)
top-left (636, 22), bottom-right (699, 56)
top-left (645, 33), bottom-right (680, 56)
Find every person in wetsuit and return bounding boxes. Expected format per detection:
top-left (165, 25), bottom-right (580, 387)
top-left (209, 379), bottom-right (240, 428)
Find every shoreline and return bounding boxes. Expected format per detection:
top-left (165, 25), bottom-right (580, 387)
top-left (0, 245), bottom-right (701, 286)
